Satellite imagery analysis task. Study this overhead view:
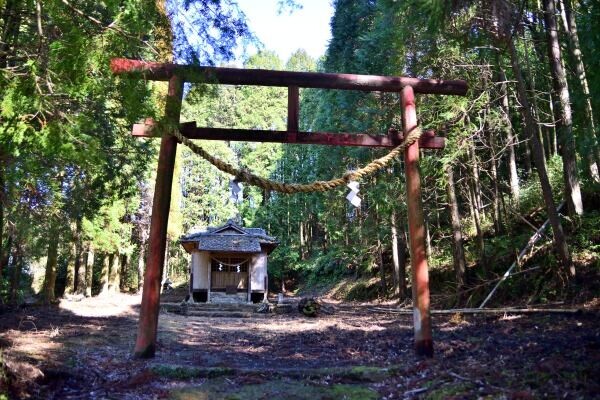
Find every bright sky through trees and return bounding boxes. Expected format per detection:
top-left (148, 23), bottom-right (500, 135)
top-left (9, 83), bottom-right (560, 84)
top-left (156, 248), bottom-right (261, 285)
top-left (236, 0), bottom-right (334, 62)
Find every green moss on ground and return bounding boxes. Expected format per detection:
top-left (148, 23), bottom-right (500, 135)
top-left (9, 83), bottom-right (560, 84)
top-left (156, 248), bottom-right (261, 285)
top-left (170, 378), bottom-right (378, 400)
top-left (151, 364), bottom-right (235, 379)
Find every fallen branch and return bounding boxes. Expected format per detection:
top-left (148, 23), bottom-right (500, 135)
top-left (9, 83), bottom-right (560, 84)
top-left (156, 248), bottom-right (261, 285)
top-left (479, 201), bottom-right (565, 308)
top-left (367, 307), bottom-right (590, 315)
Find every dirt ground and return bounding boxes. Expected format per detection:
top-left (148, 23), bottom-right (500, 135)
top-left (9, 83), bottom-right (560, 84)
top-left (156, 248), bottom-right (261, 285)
top-left (0, 294), bottom-right (598, 399)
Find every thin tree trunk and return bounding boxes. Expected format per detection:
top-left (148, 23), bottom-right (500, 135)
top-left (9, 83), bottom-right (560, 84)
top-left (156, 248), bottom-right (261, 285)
top-left (109, 252), bottom-right (120, 293)
top-left (523, 137), bottom-right (533, 177)
top-left (498, 68), bottom-right (520, 203)
top-left (137, 243), bottom-right (145, 293)
top-left (398, 226), bottom-right (407, 300)
top-left (64, 240), bottom-right (76, 295)
top-left (42, 233), bottom-right (59, 303)
top-left (390, 210), bottom-right (401, 296)
top-left (543, 0), bottom-right (583, 215)
top-left (85, 246), bottom-right (94, 297)
top-left (488, 128), bottom-right (502, 235)
top-left (378, 239), bottom-right (387, 296)
top-left (74, 246), bottom-right (84, 295)
top-left (507, 38), bottom-right (575, 277)
top-left (466, 138), bottom-right (483, 213)
top-left (424, 217), bottom-right (432, 259)
top-left (9, 243), bottom-right (22, 305)
top-left (559, 0), bottom-right (600, 181)
top-left (74, 218), bottom-right (84, 294)
top-left (446, 164), bottom-right (467, 291)
top-left (99, 253), bottom-right (110, 295)
top-left (120, 254), bottom-right (128, 292)
top-left (0, 235), bottom-right (12, 282)
top-left (469, 182), bottom-right (485, 260)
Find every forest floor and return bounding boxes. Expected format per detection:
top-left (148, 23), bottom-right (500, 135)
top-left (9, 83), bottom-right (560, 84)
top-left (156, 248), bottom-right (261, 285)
top-left (0, 293), bottom-right (599, 400)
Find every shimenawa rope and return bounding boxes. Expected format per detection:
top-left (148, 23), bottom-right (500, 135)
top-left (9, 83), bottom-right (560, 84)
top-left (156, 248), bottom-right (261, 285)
top-left (166, 124), bottom-right (422, 194)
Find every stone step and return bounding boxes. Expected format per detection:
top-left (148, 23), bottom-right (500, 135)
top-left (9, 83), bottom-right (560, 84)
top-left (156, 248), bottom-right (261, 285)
top-left (162, 302), bottom-right (259, 312)
top-left (184, 310), bottom-right (269, 318)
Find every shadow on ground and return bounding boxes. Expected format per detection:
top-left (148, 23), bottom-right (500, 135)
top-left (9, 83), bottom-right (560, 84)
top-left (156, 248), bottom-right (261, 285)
top-left (0, 294), bottom-right (598, 399)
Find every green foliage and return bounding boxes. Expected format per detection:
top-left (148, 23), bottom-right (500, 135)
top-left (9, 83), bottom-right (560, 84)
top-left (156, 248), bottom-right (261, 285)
top-left (519, 155), bottom-right (565, 214)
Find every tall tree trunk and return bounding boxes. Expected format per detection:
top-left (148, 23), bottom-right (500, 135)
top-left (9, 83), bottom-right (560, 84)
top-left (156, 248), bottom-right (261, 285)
top-left (523, 138), bottom-right (533, 177)
top-left (42, 233), bottom-right (59, 304)
top-left (469, 182), bottom-right (485, 260)
top-left (470, 142), bottom-right (483, 213)
top-left (446, 164), bottom-right (467, 291)
top-left (390, 210), bottom-right (406, 297)
top-left (488, 127), bottom-right (502, 235)
top-left (74, 247), bottom-right (84, 295)
top-left (109, 252), bottom-right (120, 293)
top-left (120, 254), bottom-right (128, 292)
top-left (74, 218), bottom-right (84, 295)
top-left (377, 238), bottom-right (387, 296)
top-left (64, 240), bottom-right (76, 295)
top-left (0, 235), bottom-right (12, 283)
top-left (498, 68), bottom-right (520, 203)
top-left (559, 0), bottom-right (600, 181)
top-left (507, 38), bottom-right (575, 277)
top-left (9, 243), bottom-right (22, 305)
top-left (137, 243), bottom-right (145, 293)
top-left (99, 253), bottom-right (110, 295)
top-left (84, 246), bottom-right (94, 297)
top-left (543, 0), bottom-right (583, 215)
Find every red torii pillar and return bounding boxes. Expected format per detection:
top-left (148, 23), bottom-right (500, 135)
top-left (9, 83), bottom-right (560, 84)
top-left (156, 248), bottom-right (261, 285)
top-left (402, 86), bottom-right (432, 356)
top-left (134, 76), bottom-right (183, 358)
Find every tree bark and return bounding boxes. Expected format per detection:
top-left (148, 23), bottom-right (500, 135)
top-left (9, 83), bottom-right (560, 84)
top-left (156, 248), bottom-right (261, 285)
top-left (507, 37), bottom-right (575, 277)
top-left (390, 210), bottom-right (406, 298)
top-left (543, 0), bottom-right (583, 215)
top-left (9, 243), bottom-right (22, 305)
top-left (559, 0), bottom-right (600, 181)
top-left (84, 246), bottom-right (94, 297)
top-left (74, 218), bottom-right (84, 294)
top-left (378, 242), bottom-right (387, 297)
top-left (64, 240), bottom-right (76, 295)
top-left (108, 252), bottom-right (120, 293)
top-left (120, 254), bottom-right (128, 292)
top-left (446, 164), bottom-right (467, 291)
top-left (0, 235), bottom-right (11, 283)
top-left (469, 181), bottom-right (485, 260)
top-left (498, 68), bottom-right (520, 203)
top-left (42, 233), bottom-right (59, 304)
top-left (137, 243), bottom-right (145, 293)
top-left (99, 254), bottom-right (110, 295)
top-left (488, 126), bottom-right (502, 235)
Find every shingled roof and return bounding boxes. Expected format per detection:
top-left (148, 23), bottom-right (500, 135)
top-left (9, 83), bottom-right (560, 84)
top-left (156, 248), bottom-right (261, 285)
top-left (180, 220), bottom-right (278, 254)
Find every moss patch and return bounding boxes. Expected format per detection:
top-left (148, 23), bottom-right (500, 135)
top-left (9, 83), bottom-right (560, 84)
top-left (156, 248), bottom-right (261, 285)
top-left (151, 364), bottom-right (235, 380)
top-left (169, 378), bottom-right (378, 400)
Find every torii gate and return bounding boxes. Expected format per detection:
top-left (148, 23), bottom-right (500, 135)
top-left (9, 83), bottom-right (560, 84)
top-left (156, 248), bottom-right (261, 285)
top-left (110, 58), bottom-right (468, 359)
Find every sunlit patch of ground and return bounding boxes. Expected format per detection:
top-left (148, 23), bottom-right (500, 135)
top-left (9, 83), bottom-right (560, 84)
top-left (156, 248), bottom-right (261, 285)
top-left (0, 293), bottom-right (598, 399)
top-left (58, 292), bottom-right (141, 317)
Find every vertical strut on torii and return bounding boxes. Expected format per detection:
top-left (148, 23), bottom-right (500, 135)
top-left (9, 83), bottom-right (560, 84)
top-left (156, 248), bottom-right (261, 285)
top-left (111, 58), bottom-right (468, 359)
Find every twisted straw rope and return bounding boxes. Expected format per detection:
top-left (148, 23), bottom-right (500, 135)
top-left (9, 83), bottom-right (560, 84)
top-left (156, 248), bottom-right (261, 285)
top-left (168, 125), bottom-right (422, 194)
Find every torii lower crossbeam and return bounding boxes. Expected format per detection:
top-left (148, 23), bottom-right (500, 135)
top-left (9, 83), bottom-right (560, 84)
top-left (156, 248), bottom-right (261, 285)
top-left (111, 58), bottom-right (467, 359)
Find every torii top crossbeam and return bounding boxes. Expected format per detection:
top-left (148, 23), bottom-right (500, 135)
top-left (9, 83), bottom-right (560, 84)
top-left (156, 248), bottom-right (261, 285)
top-left (111, 57), bottom-right (467, 361)
top-left (111, 58), bottom-right (467, 95)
